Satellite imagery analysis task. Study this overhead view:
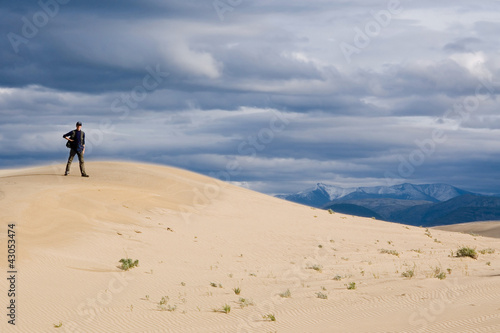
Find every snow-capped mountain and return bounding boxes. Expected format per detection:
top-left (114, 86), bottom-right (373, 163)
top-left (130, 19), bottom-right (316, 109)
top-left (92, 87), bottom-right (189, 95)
top-left (275, 183), bottom-right (473, 208)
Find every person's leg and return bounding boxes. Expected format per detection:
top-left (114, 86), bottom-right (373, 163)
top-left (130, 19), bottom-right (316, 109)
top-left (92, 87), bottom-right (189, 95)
top-left (77, 151), bottom-right (88, 176)
top-left (65, 149), bottom-right (76, 175)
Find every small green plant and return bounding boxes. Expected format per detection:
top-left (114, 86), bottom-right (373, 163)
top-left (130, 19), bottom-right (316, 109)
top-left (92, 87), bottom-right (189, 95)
top-left (210, 282), bottom-right (222, 288)
top-left (158, 296), bottom-right (177, 312)
top-left (346, 282), bottom-right (356, 290)
top-left (158, 296), bottom-right (176, 311)
top-left (401, 269), bottom-right (414, 278)
top-left (233, 287), bottom-right (241, 295)
top-left (332, 275), bottom-right (342, 281)
top-left (238, 297), bottom-right (255, 308)
top-left (307, 264), bottom-right (323, 273)
top-left (263, 313), bottom-right (276, 321)
top-left (318, 244), bottom-right (323, 248)
top-left (159, 304), bottom-right (176, 311)
top-left (456, 247), bottom-right (478, 259)
top-left (486, 261), bottom-right (491, 266)
top-left (221, 304), bottom-right (231, 314)
top-left (159, 296), bottom-right (169, 305)
top-left (145, 295), bottom-right (149, 300)
top-left (479, 248), bottom-right (495, 255)
top-left (433, 267), bottom-right (446, 280)
top-left (411, 249), bottom-right (422, 253)
top-left (181, 282), bottom-right (186, 286)
top-left (328, 209), bottom-right (334, 214)
top-left (321, 286), bottom-right (327, 291)
top-left (119, 258), bottom-right (139, 271)
top-left (279, 289), bottom-right (291, 298)
top-left (54, 322), bottom-right (62, 328)
top-left (424, 229), bottom-right (432, 238)
top-left (379, 249), bottom-right (399, 257)
top-left (316, 292), bottom-right (328, 299)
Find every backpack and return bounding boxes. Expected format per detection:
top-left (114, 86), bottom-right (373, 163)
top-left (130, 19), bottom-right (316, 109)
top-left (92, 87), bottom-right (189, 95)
top-left (66, 130), bottom-right (84, 148)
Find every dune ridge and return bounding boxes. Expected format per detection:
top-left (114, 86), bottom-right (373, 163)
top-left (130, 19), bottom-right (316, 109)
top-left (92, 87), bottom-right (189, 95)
top-left (434, 221), bottom-right (500, 239)
top-left (1, 161), bottom-right (499, 332)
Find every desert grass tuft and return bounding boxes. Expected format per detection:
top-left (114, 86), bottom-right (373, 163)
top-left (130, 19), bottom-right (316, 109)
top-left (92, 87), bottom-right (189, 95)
top-left (346, 282), bottom-right (356, 290)
top-left (263, 313), bottom-right (276, 321)
top-left (456, 247), bottom-right (478, 259)
top-left (316, 292), bottom-right (328, 299)
top-left (307, 264), bottom-right (323, 273)
top-left (119, 258), bottom-right (139, 271)
top-left (221, 304), bottom-right (231, 314)
top-left (279, 289), bottom-right (291, 298)
top-left (401, 269), bottom-right (415, 278)
top-left (379, 249), bottom-right (399, 257)
top-left (433, 267), bottom-right (446, 280)
top-left (479, 248), bottom-right (495, 255)
top-left (238, 297), bottom-right (255, 308)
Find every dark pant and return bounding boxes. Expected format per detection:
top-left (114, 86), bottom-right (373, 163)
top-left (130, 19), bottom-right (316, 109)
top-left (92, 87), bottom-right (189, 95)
top-left (65, 149), bottom-right (86, 175)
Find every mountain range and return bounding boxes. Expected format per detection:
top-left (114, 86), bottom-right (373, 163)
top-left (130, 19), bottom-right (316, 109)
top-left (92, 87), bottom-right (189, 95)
top-left (276, 183), bottom-right (500, 227)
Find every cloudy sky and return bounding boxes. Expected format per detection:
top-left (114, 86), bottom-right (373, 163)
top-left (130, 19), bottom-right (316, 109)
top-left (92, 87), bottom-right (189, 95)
top-left (1, 0), bottom-right (500, 195)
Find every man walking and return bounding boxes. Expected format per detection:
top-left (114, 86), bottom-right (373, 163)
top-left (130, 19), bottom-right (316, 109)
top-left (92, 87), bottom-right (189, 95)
top-left (63, 121), bottom-right (89, 177)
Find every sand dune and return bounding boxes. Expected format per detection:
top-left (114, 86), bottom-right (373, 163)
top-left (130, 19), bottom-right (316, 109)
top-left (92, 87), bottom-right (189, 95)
top-left (434, 221), bottom-right (500, 239)
top-left (1, 161), bottom-right (499, 333)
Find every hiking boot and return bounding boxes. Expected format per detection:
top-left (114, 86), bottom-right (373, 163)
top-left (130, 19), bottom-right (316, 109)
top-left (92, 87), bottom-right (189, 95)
top-left (82, 174), bottom-right (89, 177)
top-left (64, 172), bottom-right (69, 176)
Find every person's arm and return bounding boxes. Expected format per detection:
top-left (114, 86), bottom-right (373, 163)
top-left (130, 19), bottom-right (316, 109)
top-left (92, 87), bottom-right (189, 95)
top-left (63, 131), bottom-right (74, 141)
top-left (82, 132), bottom-right (85, 154)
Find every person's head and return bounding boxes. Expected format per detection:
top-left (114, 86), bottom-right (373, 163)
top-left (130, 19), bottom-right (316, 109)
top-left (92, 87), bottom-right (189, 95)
top-left (76, 121), bottom-right (82, 130)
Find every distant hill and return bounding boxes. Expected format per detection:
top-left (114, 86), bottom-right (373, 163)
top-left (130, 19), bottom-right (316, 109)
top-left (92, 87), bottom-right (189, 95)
top-left (325, 203), bottom-right (383, 220)
top-left (324, 198), bottom-right (431, 221)
top-left (390, 194), bottom-right (500, 227)
top-left (276, 183), bottom-right (473, 208)
top-left (276, 183), bottom-right (500, 226)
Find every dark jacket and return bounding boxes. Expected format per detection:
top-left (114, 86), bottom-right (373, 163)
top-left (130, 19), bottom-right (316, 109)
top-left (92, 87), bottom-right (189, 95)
top-left (63, 130), bottom-right (85, 153)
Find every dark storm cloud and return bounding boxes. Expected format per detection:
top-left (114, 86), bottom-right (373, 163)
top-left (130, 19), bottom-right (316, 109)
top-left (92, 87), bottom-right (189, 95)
top-left (1, 0), bottom-right (500, 195)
